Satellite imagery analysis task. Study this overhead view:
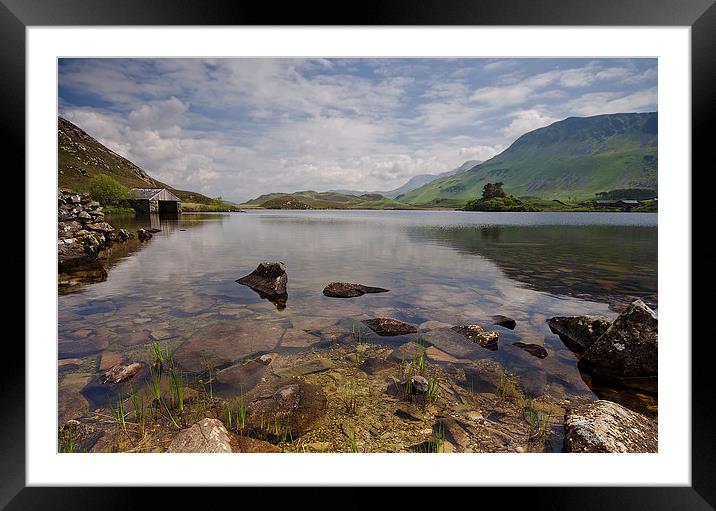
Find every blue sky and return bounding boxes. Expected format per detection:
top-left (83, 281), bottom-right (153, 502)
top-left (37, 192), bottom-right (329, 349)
top-left (59, 58), bottom-right (657, 202)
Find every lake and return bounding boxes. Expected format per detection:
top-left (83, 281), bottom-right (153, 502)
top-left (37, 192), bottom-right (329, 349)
top-left (58, 210), bottom-right (658, 439)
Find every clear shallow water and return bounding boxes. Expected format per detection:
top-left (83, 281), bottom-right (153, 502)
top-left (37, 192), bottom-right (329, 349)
top-left (58, 210), bottom-right (657, 421)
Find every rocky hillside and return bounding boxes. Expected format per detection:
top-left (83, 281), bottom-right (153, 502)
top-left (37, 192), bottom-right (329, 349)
top-left (58, 117), bottom-right (215, 204)
top-left (400, 112), bottom-right (658, 205)
top-left (245, 190), bottom-right (416, 210)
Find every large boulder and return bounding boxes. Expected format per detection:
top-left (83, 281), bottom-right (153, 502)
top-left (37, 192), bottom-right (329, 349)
top-left (166, 418), bottom-right (233, 453)
top-left (237, 261), bottom-right (287, 297)
top-left (578, 300), bottom-right (657, 381)
top-left (563, 400), bottom-right (657, 453)
top-left (322, 282), bottom-right (389, 298)
top-left (547, 315), bottom-right (612, 353)
top-left (363, 318), bottom-right (417, 336)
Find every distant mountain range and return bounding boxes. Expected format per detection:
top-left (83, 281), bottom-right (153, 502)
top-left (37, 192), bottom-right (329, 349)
top-left (330, 160), bottom-right (482, 199)
top-left (243, 191), bottom-right (416, 210)
top-left (57, 117), bottom-right (215, 204)
top-left (400, 112), bottom-right (658, 206)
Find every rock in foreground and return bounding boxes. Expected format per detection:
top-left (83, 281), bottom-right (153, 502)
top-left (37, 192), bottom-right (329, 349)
top-left (323, 282), bottom-right (389, 298)
top-left (451, 325), bottom-right (499, 350)
top-left (512, 342), bottom-right (548, 359)
top-left (166, 418), bottom-right (233, 453)
top-left (578, 300), bottom-right (657, 381)
top-left (100, 362), bottom-right (143, 384)
top-left (563, 400), bottom-right (657, 453)
top-left (363, 318), bottom-right (418, 336)
top-left (547, 315), bottom-right (611, 353)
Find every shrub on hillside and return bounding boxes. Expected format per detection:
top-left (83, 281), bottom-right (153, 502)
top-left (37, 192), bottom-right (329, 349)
top-left (88, 174), bottom-right (130, 206)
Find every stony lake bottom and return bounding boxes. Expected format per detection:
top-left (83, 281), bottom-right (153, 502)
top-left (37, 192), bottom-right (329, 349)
top-left (58, 210), bottom-right (657, 452)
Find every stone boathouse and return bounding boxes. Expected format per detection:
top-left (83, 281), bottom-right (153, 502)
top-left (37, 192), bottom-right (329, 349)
top-left (129, 188), bottom-right (182, 214)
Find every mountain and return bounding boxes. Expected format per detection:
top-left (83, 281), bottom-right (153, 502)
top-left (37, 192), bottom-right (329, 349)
top-left (57, 117), bottom-right (215, 204)
top-left (400, 112), bottom-right (658, 206)
top-left (330, 160), bottom-right (482, 199)
top-left (243, 190), bottom-right (416, 210)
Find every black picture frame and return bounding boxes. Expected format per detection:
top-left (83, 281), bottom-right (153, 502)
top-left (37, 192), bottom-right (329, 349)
top-left (6, 0), bottom-right (712, 507)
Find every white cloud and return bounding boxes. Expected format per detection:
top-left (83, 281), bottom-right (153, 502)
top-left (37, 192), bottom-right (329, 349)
top-left (566, 87), bottom-right (658, 116)
top-left (501, 110), bottom-right (559, 140)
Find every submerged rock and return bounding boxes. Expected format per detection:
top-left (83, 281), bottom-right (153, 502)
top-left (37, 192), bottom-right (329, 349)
top-left (216, 360), bottom-right (269, 393)
top-left (237, 261), bottom-right (288, 297)
top-left (547, 315), bottom-right (611, 353)
top-left (322, 282), bottom-right (389, 298)
top-left (491, 315), bottom-right (516, 329)
top-left (578, 300), bottom-right (657, 381)
top-left (512, 342), bottom-right (548, 359)
top-left (363, 318), bottom-right (418, 336)
top-left (246, 380), bottom-right (327, 438)
top-left (100, 362), bottom-right (143, 384)
top-left (563, 400), bottom-right (657, 453)
top-left (166, 418), bottom-right (233, 453)
top-left (173, 320), bottom-right (285, 372)
top-left (451, 324), bottom-right (499, 350)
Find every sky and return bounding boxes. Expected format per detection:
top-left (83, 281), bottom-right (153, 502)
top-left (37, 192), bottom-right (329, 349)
top-left (59, 58), bottom-right (657, 202)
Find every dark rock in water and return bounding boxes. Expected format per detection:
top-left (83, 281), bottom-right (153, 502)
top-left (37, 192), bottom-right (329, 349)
top-left (512, 342), bottom-right (548, 359)
top-left (491, 315), bottom-right (516, 329)
top-left (166, 418), bottom-right (233, 453)
top-left (547, 315), bottom-right (611, 353)
top-left (173, 320), bottom-right (285, 372)
top-left (363, 318), bottom-right (418, 336)
top-left (451, 324), bottom-right (499, 350)
top-left (408, 375), bottom-right (429, 394)
top-left (578, 300), bottom-right (657, 381)
top-left (246, 380), bottom-right (327, 438)
top-left (322, 282), bottom-right (389, 298)
top-left (137, 228), bottom-right (152, 241)
top-left (237, 261), bottom-right (288, 309)
top-left (100, 362), bottom-right (144, 384)
top-left (147, 228), bottom-right (162, 233)
top-left (563, 400), bottom-right (657, 452)
top-left (115, 228), bottom-right (134, 242)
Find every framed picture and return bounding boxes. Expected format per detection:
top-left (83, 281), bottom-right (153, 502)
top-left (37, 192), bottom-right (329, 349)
top-left (7, 0), bottom-right (711, 506)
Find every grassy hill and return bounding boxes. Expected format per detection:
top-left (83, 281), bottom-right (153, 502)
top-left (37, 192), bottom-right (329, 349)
top-left (400, 112), bottom-right (658, 206)
top-left (244, 190), bottom-right (417, 210)
top-left (58, 117), bottom-right (217, 205)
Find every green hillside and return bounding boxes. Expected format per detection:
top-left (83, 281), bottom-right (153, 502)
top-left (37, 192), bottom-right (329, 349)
top-left (401, 112), bottom-right (658, 205)
top-left (58, 117), bottom-right (216, 205)
top-left (244, 190), bottom-right (417, 210)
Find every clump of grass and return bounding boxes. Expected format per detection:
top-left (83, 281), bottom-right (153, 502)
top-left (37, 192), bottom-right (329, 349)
top-left (168, 366), bottom-right (185, 412)
top-left (58, 425), bottom-right (77, 453)
top-left (349, 428), bottom-right (360, 453)
top-left (523, 399), bottom-right (551, 443)
top-left (414, 333), bottom-right (428, 376)
top-left (431, 423), bottom-right (445, 453)
top-left (130, 385), bottom-right (145, 438)
top-left (223, 388), bottom-right (248, 435)
top-left (351, 320), bottom-right (369, 367)
top-left (113, 397), bottom-right (128, 437)
top-left (150, 342), bottom-right (164, 373)
top-left (426, 377), bottom-right (440, 403)
top-left (339, 383), bottom-right (358, 415)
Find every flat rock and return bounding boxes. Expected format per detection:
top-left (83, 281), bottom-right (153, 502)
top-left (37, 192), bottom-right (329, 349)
top-left (547, 315), bottom-right (611, 353)
top-left (216, 360), bottom-right (269, 393)
top-left (363, 318), bottom-right (417, 336)
top-left (280, 328), bottom-right (321, 348)
top-left (176, 295), bottom-right (215, 315)
top-left (173, 320), bottom-right (285, 372)
top-left (387, 342), bottom-right (424, 364)
top-left (452, 324), bottom-right (499, 350)
top-left (491, 315), bottom-right (516, 329)
top-left (512, 342), bottom-right (548, 359)
top-left (58, 358), bottom-right (83, 369)
top-left (579, 300), bottom-right (658, 381)
top-left (563, 400), bottom-right (657, 453)
top-left (462, 359), bottom-right (507, 394)
top-left (425, 346), bottom-right (471, 364)
top-left (166, 418), bottom-right (233, 453)
top-left (361, 357), bottom-right (397, 375)
top-left (272, 358), bottom-right (335, 378)
top-left (322, 282), bottom-right (389, 298)
top-left (58, 336), bottom-right (109, 358)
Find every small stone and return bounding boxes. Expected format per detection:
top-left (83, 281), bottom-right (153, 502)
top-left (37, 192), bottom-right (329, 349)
top-left (452, 324), bottom-right (499, 349)
top-left (100, 362), bottom-right (143, 384)
top-left (410, 375), bottom-right (429, 394)
top-left (491, 315), bottom-right (516, 329)
top-left (363, 318), bottom-right (418, 336)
